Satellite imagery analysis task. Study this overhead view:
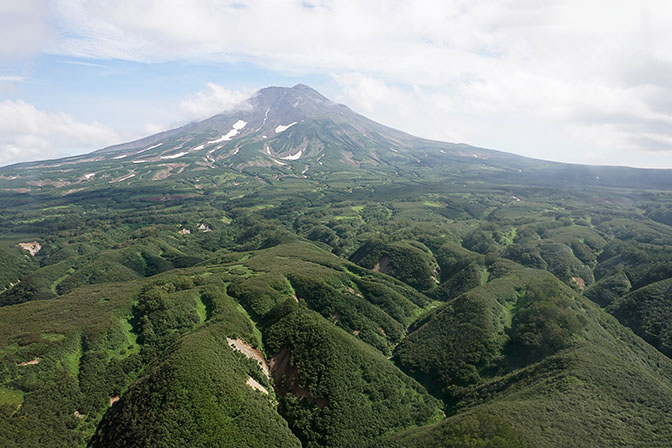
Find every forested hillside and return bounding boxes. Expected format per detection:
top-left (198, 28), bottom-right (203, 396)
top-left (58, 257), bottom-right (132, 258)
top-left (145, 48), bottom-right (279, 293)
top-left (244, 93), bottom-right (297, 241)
top-left (1, 85), bottom-right (672, 447)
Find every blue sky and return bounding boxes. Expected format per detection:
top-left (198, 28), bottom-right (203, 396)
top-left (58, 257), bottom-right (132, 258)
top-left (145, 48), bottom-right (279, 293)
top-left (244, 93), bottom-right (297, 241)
top-left (1, 0), bottom-right (672, 168)
top-left (10, 55), bottom-right (333, 129)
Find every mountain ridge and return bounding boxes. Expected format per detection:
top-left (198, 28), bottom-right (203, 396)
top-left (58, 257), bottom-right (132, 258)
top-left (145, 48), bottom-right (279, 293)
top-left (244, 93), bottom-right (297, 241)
top-left (2, 84), bottom-right (672, 192)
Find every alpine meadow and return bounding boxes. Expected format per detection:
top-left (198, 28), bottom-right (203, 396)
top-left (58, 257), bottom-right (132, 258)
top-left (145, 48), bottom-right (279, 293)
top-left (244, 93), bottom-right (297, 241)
top-left (1, 83), bottom-right (672, 448)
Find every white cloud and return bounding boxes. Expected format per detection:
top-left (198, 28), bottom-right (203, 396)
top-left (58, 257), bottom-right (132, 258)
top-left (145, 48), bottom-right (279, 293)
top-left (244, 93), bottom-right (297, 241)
top-left (13, 0), bottom-right (672, 166)
top-left (130, 83), bottom-right (255, 136)
top-left (0, 0), bottom-right (54, 61)
top-left (0, 100), bottom-right (119, 166)
top-left (142, 122), bottom-right (168, 136)
top-left (0, 75), bottom-right (25, 82)
top-left (179, 82), bottom-right (254, 121)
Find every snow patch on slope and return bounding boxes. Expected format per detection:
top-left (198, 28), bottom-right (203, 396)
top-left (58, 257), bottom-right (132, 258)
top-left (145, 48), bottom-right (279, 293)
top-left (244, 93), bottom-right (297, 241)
top-left (207, 120), bottom-right (247, 145)
top-left (275, 122), bottom-right (297, 133)
top-left (161, 151), bottom-right (189, 160)
top-left (256, 108), bottom-right (270, 131)
top-left (280, 150), bottom-right (302, 160)
top-left (110, 173), bottom-right (136, 183)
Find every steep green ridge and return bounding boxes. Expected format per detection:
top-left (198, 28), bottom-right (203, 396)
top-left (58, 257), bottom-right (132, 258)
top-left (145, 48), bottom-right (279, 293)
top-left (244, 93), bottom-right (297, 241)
top-left (608, 278), bottom-right (672, 357)
top-left (265, 305), bottom-right (442, 447)
top-left (381, 412), bottom-right (527, 448)
top-left (90, 320), bottom-right (300, 448)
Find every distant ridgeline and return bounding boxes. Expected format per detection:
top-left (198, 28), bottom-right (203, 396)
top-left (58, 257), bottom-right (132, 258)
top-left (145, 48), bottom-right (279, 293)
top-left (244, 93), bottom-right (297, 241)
top-left (0, 85), bottom-right (672, 447)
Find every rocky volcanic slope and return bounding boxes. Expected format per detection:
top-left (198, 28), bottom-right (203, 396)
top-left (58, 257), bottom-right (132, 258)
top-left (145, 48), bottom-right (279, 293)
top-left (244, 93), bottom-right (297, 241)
top-left (3, 84), bottom-right (672, 193)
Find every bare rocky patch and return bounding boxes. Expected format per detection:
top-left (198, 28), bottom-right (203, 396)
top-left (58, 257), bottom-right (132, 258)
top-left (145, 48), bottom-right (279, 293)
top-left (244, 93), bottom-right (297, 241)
top-left (151, 163), bottom-right (187, 181)
top-left (270, 346), bottom-right (328, 409)
top-left (227, 338), bottom-right (270, 379)
top-left (246, 376), bottom-right (269, 395)
top-left (17, 357), bottom-right (40, 366)
top-left (27, 179), bottom-right (71, 188)
top-left (341, 150), bottom-right (360, 167)
top-left (17, 241), bottom-right (41, 256)
top-left (373, 255), bottom-right (390, 273)
top-left (345, 287), bottom-right (363, 298)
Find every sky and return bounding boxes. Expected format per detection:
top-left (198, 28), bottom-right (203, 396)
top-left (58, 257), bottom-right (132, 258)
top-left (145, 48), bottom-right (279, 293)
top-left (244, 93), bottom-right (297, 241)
top-left (2, 1), bottom-right (672, 168)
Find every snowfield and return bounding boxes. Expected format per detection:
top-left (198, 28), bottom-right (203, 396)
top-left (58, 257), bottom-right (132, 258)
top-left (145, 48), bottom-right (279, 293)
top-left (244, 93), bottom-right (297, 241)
top-left (280, 150), bottom-right (302, 160)
top-left (207, 120), bottom-right (247, 144)
top-left (275, 122), bottom-right (297, 133)
top-left (161, 152), bottom-right (189, 160)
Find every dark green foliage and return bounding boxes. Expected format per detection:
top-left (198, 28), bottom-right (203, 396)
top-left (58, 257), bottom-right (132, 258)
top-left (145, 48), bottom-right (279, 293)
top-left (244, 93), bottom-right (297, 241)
top-left (396, 268), bottom-right (590, 404)
top-left (433, 242), bottom-right (483, 281)
top-left (0, 281), bottom-right (144, 445)
top-left (306, 224), bottom-right (339, 247)
top-left (0, 371), bottom-right (84, 447)
top-left (227, 273), bottom-right (289, 319)
top-left (584, 268), bottom-right (631, 307)
top-left (395, 278), bottom-right (516, 399)
top-left (503, 244), bottom-right (547, 270)
top-left (382, 412), bottom-right (527, 448)
top-left (0, 245), bottom-right (39, 291)
top-left (608, 278), bottom-right (672, 357)
top-left (90, 321), bottom-right (301, 448)
top-left (354, 276), bottom-right (428, 321)
top-left (134, 283), bottom-right (202, 359)
top-left (350, 239), bottom-right (438, 291)
top-left (463, 229), bottom-right (501, 255)
top-left (264, 307), bottom-right (442, 447)
top-left (595, 240), bottom-right (672, 290)
top-left (288, 273), bottom-right (405, 353)
top-left (200, 286), bottom-right (257, 340)
top-left (509, 292), bottom-right (582, 361)
top-left (430, 262), bottom-right (484, 301)
top-left (537, 242), bottom-right (593, 286)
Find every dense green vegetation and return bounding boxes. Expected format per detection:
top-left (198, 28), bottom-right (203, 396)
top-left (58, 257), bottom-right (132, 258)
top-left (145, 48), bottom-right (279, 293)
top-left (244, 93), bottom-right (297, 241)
top-left (381, 412), bottom-right (527, 448)
top-left (265, 305), bottom-right (442, 447)
top-left (91, 318), bottom-right (300, 447)
top-left (2, 85), bottom-right (672, 446)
